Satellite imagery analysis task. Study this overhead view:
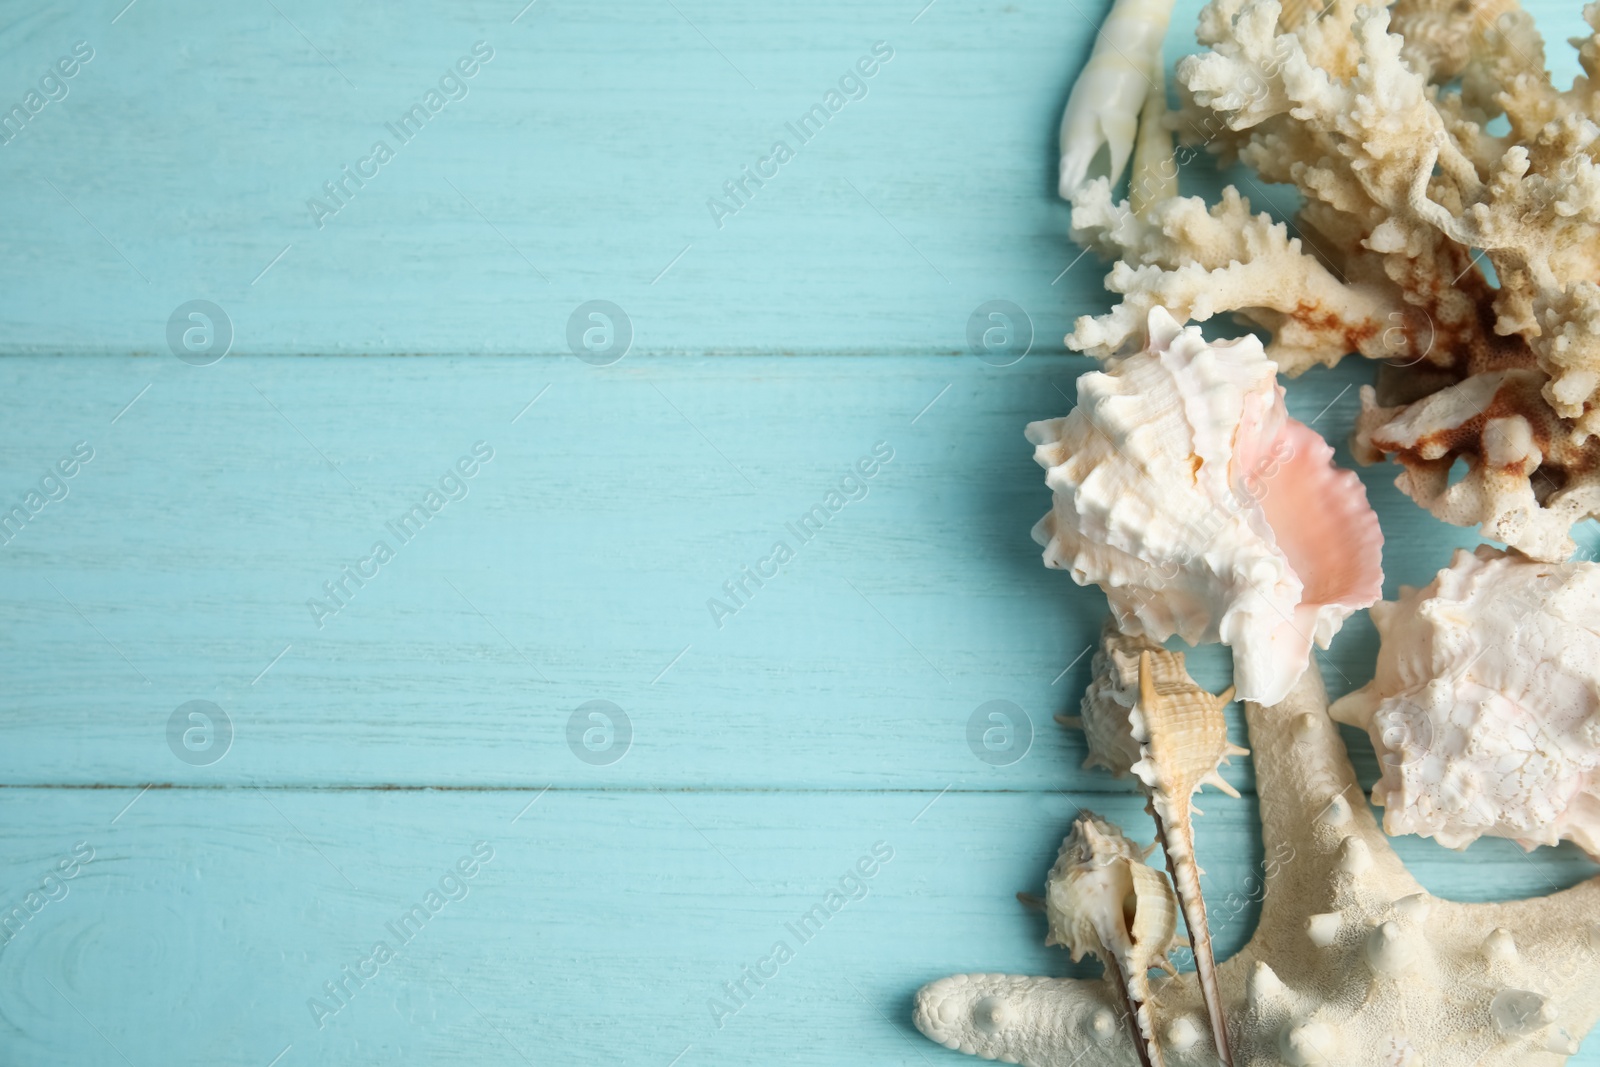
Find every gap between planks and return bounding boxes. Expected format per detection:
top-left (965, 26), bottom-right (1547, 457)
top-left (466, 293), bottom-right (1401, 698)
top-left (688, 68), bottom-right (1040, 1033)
top-left (0, 782), bottom-right (1257, 796)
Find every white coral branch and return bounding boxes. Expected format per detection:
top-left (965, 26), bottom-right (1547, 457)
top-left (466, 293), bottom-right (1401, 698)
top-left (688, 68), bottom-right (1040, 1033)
top-left (1067, 0), bottom-right (1600, 559)
top-left (1067, 183), bottom-right (1393, 371)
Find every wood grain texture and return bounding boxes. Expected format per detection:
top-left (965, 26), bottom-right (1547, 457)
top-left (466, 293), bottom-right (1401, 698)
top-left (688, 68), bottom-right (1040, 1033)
top-left (0, 355), bottom-right (1596, 1065)
top-left (0, 354), bottom-right (1495, 789)
top-left (3, 0), bottom-right (1599, 1062)
top-left (0, 0), bottom-right (1589, 356)
top-left (0, 788), bottom-right (1591, 1067)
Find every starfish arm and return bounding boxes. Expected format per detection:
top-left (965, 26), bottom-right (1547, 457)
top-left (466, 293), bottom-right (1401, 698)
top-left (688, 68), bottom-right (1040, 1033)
top-left (914, 972), bottom-right (1152, 1066)
top-left (1244, 663), bottom-right (1424, 949)
top-left (915, 663), bottom-right (1600, 1064)
top-left (1437, 877), bottom-right (1600, 1051)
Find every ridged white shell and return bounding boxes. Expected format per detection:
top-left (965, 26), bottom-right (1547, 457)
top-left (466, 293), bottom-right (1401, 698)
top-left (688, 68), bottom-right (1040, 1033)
top-left (1068, 620), bottom-right (1163, 776)
top-left (1331, 545), bottom-right (1600, 856)
top-left (1026, 307), bottom-right (1384, 705)
top-left (1061, 622), bottom-right (1246, 1063)
top-left (1132, 648), bottom-right (1245, 1066)
top-left (1045, 812), bottom-right (1179, 1064)
top-left (1045, 812), bottom-right (1177, 966)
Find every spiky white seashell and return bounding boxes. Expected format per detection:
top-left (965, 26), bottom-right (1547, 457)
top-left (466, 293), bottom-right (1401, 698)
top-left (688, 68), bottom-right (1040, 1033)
top-left (1025, 307), bottom-right (1384, 705)
top-left (1064, 620), bottom-right (1163, 776)
top-left (1062, 620), bottom-right (1247, 1063)
top-left (1133, 649), bottom-right (1245, 1065)
top-left (1045, 812), bottom-right (1179, 1065)
top-left (1331, 545), bottom-right (1600, 856)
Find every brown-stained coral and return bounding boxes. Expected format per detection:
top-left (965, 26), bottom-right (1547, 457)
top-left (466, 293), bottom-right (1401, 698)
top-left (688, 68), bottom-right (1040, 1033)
top-left (1065, 0), bottom-right (1600, 560)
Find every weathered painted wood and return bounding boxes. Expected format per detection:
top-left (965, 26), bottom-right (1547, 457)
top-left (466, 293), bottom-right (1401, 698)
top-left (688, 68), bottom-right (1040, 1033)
top-left (4, 0), bottom-right (1600, 1061)
top-left (0, 0), bottom-right (1590, 356)
top-left (1, 353), bottom-right (1596, 1062)
top-left (0, 354), bottom-right (1493, 789)
top-left (0, 789), bottom-right (1591, 1067)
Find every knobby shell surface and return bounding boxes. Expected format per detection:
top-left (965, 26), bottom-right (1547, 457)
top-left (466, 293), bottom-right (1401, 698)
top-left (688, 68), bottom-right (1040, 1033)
top-left (1065, 621), bottom-right (1171, 777)
top-left (917, 667), bottom-right (1600, 1065)
top-left (1044, 812), bottom-right (1179, 1066)
top-left (1331, 544), bottom-right (1600, 857)
top-left (1134, 649), bottom-right (1245, 1065)
top-left (1065, 622), bottom-right (1246, 1063)
top-left (1026, 307), bottom-right (1383, 705)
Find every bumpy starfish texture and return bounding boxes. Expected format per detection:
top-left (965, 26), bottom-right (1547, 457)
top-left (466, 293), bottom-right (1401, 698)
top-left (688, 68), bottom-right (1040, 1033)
top-left (913, 665), bottom-right (1600, 1065)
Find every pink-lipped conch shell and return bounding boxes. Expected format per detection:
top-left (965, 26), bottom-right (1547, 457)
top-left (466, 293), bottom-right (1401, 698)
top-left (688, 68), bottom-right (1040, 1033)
top-left (1026, 307), bottom-right (1384, 705)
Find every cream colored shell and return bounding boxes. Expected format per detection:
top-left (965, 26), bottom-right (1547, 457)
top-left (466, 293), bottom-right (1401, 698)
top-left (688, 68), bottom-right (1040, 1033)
top-left (1134, 648), bottom-right (1246, 1065)
top-left (1331, 545), bottom-right (1600, 856)
top-left (1027, 307), bottom-right (1381, 705)
top-left (1067, 621), bottom-right (1173, 777)
top-left (1045, 814), bottom-right (1178, 968)
top-left (1045, 812), bottom-right (1180, 1063)
top-left (916, 666), bottom-right (1600, 1065)
top-left (1064, 622), bottom-right (1247, 1064)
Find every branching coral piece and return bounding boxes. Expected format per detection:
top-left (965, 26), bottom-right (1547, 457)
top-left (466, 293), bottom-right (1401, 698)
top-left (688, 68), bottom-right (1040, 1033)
top-left (1067, 0), bottom-right (1600, 560)
top-left (1353, 371), bottom-right (1600, 559)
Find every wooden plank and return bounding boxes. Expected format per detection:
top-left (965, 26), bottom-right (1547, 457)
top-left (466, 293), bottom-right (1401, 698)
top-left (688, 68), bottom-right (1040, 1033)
top-left (0, 788), bottom-right (1592, 1066)
top-left (0, 354), bottom-right (1491, 788)
top-left (4, 0), bottom-right (1599, 1060)
top-left (0, 0), bottom-right (1588, 356)
top-left (6, 352), bottom-right (1595, 1066)
top-left (0, 0), bottom-right (1104, 356)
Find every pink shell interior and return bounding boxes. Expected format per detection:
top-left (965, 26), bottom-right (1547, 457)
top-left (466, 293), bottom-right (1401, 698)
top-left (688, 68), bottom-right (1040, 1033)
top-left (1265, 420), bottom-right (1384, 610)
top-left (1239, 417), bottom-right (1385, 692)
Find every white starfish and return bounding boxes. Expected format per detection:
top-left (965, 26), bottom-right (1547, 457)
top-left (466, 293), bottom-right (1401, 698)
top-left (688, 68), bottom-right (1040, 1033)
top-left (914, 665), bottom-right (1600, 1065)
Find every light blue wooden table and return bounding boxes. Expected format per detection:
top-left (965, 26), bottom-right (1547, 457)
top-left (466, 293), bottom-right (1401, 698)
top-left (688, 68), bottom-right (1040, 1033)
top-left (2, 1), bottom-right (1597, 1064)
